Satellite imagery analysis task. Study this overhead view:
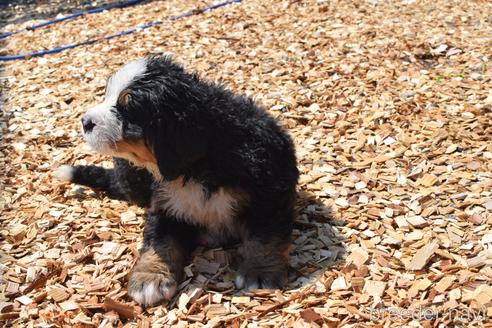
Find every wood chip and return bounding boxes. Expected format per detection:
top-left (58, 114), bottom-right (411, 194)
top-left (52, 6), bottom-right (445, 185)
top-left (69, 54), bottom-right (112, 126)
top-left (300, 308), bottom-right (321, 323)
top-left (408, 278), bottom-right (432, 298)
top-left (47, 287), bottom-right (69, 302)
top-left (363, 280), bottom-right (386, 297)
top-left (346, 247), bottom-right (369, 267)
top-left (15, 296), bottom-right (32, 305)
top-left (178, 293), bottom-right (190, 311)
top-left (59, 301), bottom-right (79, 311)
top-left (407, 241), bottom-right (439, 270)
top-left (231, 296), bottom-right (250, 304)
top-left (330, 276), bottom-right (348, 291)
top-left (417, 174), bottom-right (439, 187)
top-left (103, 297), bottom-right (138, 320)
top-left (435, 275), bottom-right (455, 293)
top-left (406, 215), bottom-right (428, 228)
top-left (394, 216), bottom-right (409, 229)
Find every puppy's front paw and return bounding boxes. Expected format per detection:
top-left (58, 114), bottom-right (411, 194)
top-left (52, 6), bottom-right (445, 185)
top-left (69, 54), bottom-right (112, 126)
top-left (235, 264), bottom-right (287, 290)
top-left (53, 165), bottom-right (74, 181)
top-left (128, 271), bottom-right (177, 307)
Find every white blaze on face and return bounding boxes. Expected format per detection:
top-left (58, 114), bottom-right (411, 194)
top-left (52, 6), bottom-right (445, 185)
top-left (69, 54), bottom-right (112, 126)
top-left (83, 58), bottom-right (148, 153)
top-left (105, 58), bottom-right (148, 103)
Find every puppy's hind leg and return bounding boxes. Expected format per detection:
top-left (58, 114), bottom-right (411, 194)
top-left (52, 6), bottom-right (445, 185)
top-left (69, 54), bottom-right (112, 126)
top-left (235, 238), bottom-right (291, 290)
top-left (235, 203), bottom-right (294, 290)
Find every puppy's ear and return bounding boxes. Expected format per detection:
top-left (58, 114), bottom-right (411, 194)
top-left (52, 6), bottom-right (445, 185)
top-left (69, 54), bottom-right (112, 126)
top-left (152, 119), bottom-right (209, 180)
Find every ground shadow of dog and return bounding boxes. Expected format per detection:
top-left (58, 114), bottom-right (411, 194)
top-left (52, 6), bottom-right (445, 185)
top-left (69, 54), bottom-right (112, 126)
top-left (171, 189), bottom-right (347, 305)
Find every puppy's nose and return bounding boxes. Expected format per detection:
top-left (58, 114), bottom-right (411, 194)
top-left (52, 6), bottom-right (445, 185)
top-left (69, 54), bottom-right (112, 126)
top-left (81, 115), bottom-right (96, 133)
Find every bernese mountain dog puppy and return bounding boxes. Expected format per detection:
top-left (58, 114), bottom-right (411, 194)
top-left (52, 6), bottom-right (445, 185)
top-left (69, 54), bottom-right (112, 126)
top-left (55, 55), bottom-right (299, 307)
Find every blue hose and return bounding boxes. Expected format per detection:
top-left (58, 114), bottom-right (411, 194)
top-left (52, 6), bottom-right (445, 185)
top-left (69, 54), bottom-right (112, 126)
top-left (0, 0), bottom-right (146, 40)
top-left (0, 0), bottom-right (241, 61)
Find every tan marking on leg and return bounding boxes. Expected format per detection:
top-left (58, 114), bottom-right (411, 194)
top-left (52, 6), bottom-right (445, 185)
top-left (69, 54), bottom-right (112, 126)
top-left (132, 248), bottom-right (172, 275)
top-left (128, 247), bottom-right (183, 307)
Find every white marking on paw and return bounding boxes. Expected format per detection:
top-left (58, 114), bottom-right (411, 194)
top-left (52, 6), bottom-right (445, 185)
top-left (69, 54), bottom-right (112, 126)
top-left (235, 274), bottom-right (245, 289)
top-left (246, 281), bottom-right (259, 290)
top-left (53, 165), bottom-right (73, 181)
top-left (235, 273), bottom-right (260, 290)
top-left (129, 279), bottom-right (176, 307)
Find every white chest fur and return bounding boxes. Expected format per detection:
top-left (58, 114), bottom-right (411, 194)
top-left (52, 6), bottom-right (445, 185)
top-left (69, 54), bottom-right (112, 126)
top-left (153, 177), bottom-right (244, 234)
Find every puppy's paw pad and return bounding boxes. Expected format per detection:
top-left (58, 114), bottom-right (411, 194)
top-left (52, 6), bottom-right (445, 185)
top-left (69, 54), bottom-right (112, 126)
top-left (128, 271), bottom-right (177, 307)
top-left (53, 165), bottom-right (74, 181)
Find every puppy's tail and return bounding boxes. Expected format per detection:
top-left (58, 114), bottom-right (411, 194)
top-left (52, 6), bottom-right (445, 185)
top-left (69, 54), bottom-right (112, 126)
top-left (54, 162), bottom-right (153, 207)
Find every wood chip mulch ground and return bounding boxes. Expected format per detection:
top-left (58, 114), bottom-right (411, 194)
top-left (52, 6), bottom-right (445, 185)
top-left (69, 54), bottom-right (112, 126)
top-left (1, 0), bottom-right (491, 327)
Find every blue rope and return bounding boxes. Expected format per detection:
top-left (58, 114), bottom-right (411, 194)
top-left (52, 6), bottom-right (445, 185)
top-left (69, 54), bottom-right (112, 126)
top-left (0, 0), bottom-right (146, 40)
top-left (0, 0), bottom-right (241, 61)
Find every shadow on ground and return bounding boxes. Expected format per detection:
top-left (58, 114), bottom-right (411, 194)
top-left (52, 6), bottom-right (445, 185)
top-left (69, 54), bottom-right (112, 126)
top-left (178, 189), bottom-right (347, 305)
top-left (288, 190), bottom-right (346, 288)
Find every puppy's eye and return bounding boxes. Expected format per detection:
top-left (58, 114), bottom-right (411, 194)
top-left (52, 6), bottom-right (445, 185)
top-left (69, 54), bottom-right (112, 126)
top-left (118, 89), bottom-right (132, 107)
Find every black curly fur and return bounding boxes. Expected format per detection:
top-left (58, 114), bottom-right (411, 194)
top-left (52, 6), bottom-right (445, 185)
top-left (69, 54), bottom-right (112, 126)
top-left (128, 56), bottom-right (298, 239)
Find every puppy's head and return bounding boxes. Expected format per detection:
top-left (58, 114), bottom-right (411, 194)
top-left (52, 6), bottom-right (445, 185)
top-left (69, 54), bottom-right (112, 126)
top-left (82, 56), bottom-right (209, 180)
